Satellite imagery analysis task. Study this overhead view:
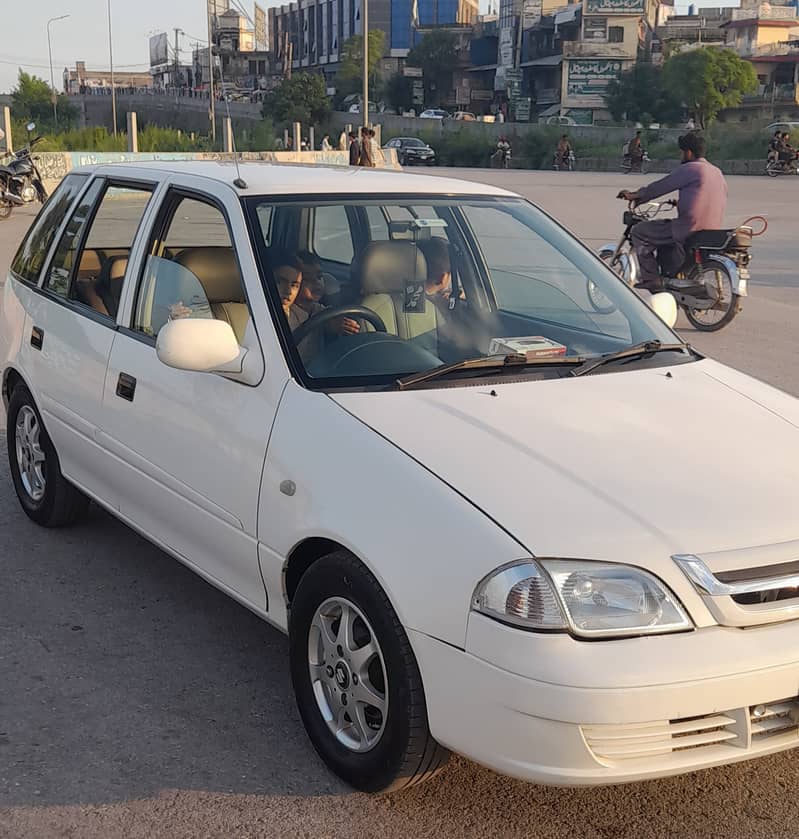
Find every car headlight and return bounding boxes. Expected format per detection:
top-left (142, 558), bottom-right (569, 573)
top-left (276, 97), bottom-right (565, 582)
top-left (472, 559), bottom-right (692, 639)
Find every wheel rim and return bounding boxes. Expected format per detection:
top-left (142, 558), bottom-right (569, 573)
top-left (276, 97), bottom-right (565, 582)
top-left (0, 200), bottom-right (12, 219)
top-left (308, 597), bottom-right (388, 753)
top-left (15, 405), bottom-right (46, 501)
top-left (686, 266), bottom-right (733, 328)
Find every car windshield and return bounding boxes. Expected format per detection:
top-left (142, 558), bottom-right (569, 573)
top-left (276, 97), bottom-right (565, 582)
top-left (403, 139), bottom-right (426, 148)
top-left (245, 196), bottom-right (683, 389)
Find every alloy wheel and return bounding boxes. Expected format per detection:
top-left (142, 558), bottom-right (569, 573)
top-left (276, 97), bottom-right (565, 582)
top-left (15, 405), bottom-right (46, 501)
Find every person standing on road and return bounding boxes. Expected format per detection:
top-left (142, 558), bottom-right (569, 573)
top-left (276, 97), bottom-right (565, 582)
top-left (348, 131), bottom-right (361, 165)
top-left (358, 126), bottom-right (375, 167)
top-left (369, 129), bottom-right (385, 167)
top-left (321, 134), bottom-right (332, 151)
top-left (339, 129), bottom-right (348, 150)
top-left (617, 133), bottom-right (727, 293)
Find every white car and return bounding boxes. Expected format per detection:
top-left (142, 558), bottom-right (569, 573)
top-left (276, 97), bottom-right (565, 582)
top-left (4, 162), bottom-right (799, 793)
top-left (419, 109), bottom-right (448, 119)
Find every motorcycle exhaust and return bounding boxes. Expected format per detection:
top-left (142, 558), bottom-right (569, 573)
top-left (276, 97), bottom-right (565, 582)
top-left (2, 192), bottom-right (24, 206)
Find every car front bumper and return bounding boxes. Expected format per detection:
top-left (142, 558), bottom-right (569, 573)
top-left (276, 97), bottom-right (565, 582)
top-left (409, 614), bottom-right (799, 785)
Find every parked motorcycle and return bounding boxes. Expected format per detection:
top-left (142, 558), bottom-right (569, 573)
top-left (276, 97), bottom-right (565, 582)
top-left (592, 199), bottom-right (765, 332)
top-left (0, 123), bottom-right (48, 220)
top-left (765, 155), bottom-right (799, 177)
top-left (621, 147), bottom-right (650, 174)
top-left (553, 150), bottom-right (575, 171)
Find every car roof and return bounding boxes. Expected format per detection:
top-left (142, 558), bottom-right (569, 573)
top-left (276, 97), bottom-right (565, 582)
top-left (72, 161), bottom-right (512, 198)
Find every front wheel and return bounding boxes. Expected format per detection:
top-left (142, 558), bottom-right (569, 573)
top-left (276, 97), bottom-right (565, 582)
top-left (682, 263), bottom-right (740, 331)
top-left (765, 160), bottom-right (779, 177)
top-left (289, 551), bottom-right (449, 792)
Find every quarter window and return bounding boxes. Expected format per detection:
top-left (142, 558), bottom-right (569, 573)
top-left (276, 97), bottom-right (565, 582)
top-left (10, 174), bottom-right (87, 284)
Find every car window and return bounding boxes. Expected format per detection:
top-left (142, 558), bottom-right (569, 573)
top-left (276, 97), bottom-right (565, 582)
top-left (133, 193), bottom-right (250, 343)
top-left (312, 204), bottom-right (354, 264)
top-left (10, 174), bottom-right (88, 284)
top-left (45, 181), bottom-right (154, 320)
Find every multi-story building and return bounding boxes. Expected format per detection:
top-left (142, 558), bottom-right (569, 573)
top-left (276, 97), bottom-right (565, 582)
top-left (63, 62), bottom-right (153, 94)
top-left (653, 6), bottom-right (732, 61)
top-left (560, 0), bottom-right (659, 123)
top-left (268, 0), bottom-right (477, 87)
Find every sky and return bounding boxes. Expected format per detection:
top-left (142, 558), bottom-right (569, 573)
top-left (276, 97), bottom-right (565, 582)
top-left (1, 0), bottom-right (737, 94)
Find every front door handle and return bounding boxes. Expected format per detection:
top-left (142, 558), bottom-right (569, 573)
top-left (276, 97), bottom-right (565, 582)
top-left (116, 372), bottom-right (137, 402)
top-left (30, 326), bottom-right (44, 350)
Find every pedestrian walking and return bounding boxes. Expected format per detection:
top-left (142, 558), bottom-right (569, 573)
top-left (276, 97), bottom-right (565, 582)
top-left (369, 129), bottom-right (385, 167)
top-left (358, 126), bottom-right (375, 167)
top-left (348, 131), bottom-right (361, 165)
top-left (321, 134), bottom-right (332, 151)
top-left (339, 129), bottom-right (348, 151)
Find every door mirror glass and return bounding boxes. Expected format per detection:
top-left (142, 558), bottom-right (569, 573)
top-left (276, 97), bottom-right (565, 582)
top-left (26, 122), bottom-right (36, 132)
top-left (156, 318), bottom-right (240, 372)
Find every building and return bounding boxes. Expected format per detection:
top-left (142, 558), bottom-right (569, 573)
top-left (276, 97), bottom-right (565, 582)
top-left (653, 6), bottom-right (732, 61)
top-left (63, 62), bottom-right (152, 94)
top-left (560, 0), bottom-right (659, 123)
top-left (722, 1), bottom-right (799, 108)
top-left (267, 0), bottom-right (477, 87)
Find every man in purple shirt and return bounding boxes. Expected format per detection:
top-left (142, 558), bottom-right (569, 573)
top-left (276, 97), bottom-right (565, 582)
top-left (618, 133), bottom-right (727, 291)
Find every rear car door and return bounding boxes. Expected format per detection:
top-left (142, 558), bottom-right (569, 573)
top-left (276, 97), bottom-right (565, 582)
top-left (18, 176), bottom-right (157, 509)
top-left (98, 182), bottom-right (279, 609)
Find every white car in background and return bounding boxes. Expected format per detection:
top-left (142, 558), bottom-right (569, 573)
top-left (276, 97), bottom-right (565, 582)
top-left (3, 162), bottom-right (799, 793)
top-left (419, 108), bottom-right (449, 119)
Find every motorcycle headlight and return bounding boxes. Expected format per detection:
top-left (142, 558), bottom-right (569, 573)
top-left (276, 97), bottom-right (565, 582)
top-left (473, 559), bottom-right (693, 639)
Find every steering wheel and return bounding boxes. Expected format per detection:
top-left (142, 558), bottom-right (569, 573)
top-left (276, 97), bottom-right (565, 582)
top-left (291, 305), bottom-right (387, 345)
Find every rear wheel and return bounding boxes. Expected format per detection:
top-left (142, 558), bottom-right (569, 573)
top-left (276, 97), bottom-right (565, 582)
top-left (6, 384), bottom-right (89, 526)
top-left (682, 262), bottom-right (739, 331)
top-left (289, 551), bottom-right (449, 792)
top-left (766, 160), bottom-right (779, 177)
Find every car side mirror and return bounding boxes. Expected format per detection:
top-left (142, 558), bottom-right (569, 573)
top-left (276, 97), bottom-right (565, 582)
top-left (156, 318), bottom-right (241, 373)
top-left (648, 291), bottom-right (678, 328)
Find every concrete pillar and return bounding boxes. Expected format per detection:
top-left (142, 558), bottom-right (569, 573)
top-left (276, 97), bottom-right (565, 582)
top-left (283, 128), bottom-right (289, 149)
top-left (345, 122), bottom-right (352, 137)
top-left (126, 111), bottom-right (138, 153)
top-left (374, 124), bottom-right (381, 146)
top-left (309, 126), bottom-right (315, 151)
top-left (223, 117), bottom-right (234, 153)
top-left (190, 132), bottom-right (196, 142)
top-left (1, 106), bottom-right (11, 153)
top-left (292, 122), bottom-right (302, 152)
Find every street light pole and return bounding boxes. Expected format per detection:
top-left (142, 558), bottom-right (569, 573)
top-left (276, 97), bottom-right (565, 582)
top-left (207, 0), bottom-right (216, 144)
top-left (47, 15), bottom-right (70, 128)
top-left (107, 0), bottom-right (117, 137)
top-left (362, 0), bottom-right (369, 128)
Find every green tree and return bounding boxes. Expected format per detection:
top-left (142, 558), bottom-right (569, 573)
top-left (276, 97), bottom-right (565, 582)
top-left (385, 73), bottom-right (413, 113)
top-left (604, 63), bottom-right (682, 125)
top-left (338, 30), bottom-right (386, 96)
top-left (262, 73), bottom-right (331, 127)
top-left (11, 69), bottom-right (77, 133)
top-left (662, 47), bottom-right (757, 128)
top-left (406, 30), bottom-right (459, 106)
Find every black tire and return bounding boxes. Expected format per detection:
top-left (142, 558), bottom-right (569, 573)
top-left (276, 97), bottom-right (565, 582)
top-left (765, 161), bottom-right (779, 177)
top-left (0, 199), bottom-right (11, 220)
top-left (6, 384), bottom-right (89, 527)
top-left (399, 154), bottom-right (407, 166)
top-left (289, 551), bottom-right (449, 793)
top-left (682, 262), bottom-right (740, 332)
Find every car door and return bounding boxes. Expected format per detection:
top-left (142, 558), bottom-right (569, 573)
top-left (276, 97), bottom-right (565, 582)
top-left (98, 181), bottom-right (281, 610)
top-left (18, 175), bottom-right (158, 510)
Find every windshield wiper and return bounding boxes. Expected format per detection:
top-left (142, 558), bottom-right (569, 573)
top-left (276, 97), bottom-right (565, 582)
top-left (571, 340), bottom-right (695, 377)
top-left (396, 353), bottom-right (586, 391)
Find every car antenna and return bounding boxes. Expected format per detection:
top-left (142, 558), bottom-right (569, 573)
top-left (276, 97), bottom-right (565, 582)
top-left (214, 48), bottom-right (248, 189)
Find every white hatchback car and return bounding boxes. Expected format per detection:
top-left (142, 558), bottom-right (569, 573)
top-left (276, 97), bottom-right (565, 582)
top-left (3, 162), bottom-right (799, 793)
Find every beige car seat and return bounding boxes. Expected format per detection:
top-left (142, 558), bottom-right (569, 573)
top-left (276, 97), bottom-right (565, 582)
top-left (358, 241), bottom-right (438, 354)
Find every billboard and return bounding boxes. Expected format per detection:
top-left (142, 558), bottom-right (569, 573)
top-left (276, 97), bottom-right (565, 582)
top-left (254, 3), bottom-right (267, 50)
top-left (566, 59), bottom-right (623, 97)
top-left (585, 0), bottom-right (644, 12)
top-left (522, 0), bottom-right (543, 29)
top-left (149, 32), bottom-right (169, 68)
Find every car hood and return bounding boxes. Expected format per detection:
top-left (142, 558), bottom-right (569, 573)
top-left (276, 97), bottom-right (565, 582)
top-left (332, 359), bottom-right (799, 578)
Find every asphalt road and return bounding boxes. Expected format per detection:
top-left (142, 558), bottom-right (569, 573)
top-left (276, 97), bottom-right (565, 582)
top-left (1, 172), bottom-right (798, 839)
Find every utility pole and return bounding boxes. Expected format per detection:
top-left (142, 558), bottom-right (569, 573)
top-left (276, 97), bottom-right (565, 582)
top-left (173, 28), bottom-right (184, 91)
top-left (207, 1), bottom-right (216, 143)
top-left (47, 15), bottom-right (70, 128)
top-left (363, 0), bottom-right (369, 128)
top-left (107, 0), bottom-right (117, 137)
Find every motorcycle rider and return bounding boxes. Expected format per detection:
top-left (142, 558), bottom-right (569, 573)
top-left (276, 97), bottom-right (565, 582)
top-left (617, 133), bottom-right (727, 292)
top-left (778, 131), bottom-right (797, 170)
top-left (626, 131), bottom-right (644, 171)
top-left (496, 135), bottom-right (511, 168)
top-left (767, 129), bottom-right (782, 164)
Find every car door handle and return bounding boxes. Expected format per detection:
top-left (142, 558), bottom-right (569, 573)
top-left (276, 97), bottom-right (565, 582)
top-left (116, 373), bottom-right (137, 402)
top-left (30, 326), bottom-right (44, 350)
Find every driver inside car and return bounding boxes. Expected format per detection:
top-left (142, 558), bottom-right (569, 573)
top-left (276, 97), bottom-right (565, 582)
top-left (296, 250), bottom-right (360, 336)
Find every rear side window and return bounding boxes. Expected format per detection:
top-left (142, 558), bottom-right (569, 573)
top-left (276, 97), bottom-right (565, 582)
top-left (10, 174), bottom-right (88, 284)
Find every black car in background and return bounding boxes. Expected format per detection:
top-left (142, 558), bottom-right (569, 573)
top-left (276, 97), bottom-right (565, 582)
top-left (384, 137), bottom-right (436, 166)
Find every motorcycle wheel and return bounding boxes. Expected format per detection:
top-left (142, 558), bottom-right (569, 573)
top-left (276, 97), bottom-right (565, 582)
top-left (765, 161), bottom-right (779, 177)
top-left (682, 263), bottom-right (739, 332)
top-left (0, 199), bottom-right (12, 220)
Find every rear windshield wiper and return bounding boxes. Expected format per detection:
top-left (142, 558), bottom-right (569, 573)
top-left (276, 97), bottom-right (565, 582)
top-left (396, 353), bottom-right (586, 391)
top-left (571, 340), bottom-right (696, 378)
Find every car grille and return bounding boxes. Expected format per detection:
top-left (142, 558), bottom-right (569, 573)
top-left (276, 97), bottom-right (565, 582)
top-left (583, 697), bottom-right (799, 764)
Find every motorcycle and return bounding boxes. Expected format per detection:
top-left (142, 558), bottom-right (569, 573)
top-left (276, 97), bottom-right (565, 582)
top-left (765, 155), bottom-right (799, 177)
top-left (0, 123), bottom-right (48, 220)
top-left (491, 145), bottom-right (511, 169)
top-left (553, 150), bottom-right (575, 171)
top-left (593, 199), bottom-right (765, 332)
top-left (621, 146), bottom-right (650, 174)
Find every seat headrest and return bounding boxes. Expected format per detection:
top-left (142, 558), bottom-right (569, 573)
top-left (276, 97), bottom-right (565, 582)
top-left (174, 247), bottom-right (245, 304)
top-left (358, 241), bottom-right (428, 296)
top-left (107, 256), bottom-right (128, 281)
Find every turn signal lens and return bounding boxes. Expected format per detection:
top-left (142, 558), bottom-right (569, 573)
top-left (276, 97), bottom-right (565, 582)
top-left (473, 561), bottom-right (566, 630)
